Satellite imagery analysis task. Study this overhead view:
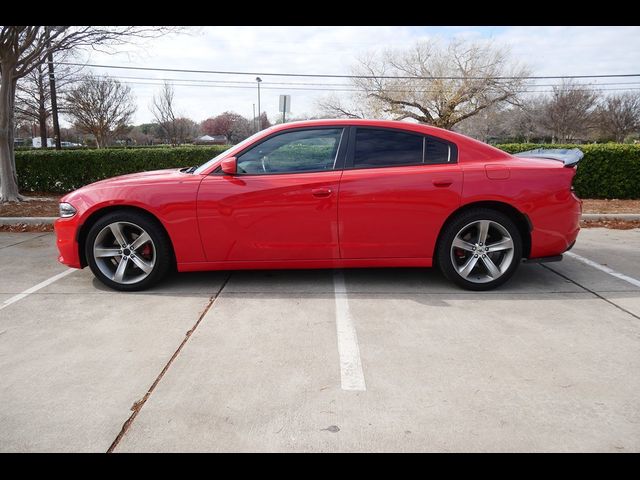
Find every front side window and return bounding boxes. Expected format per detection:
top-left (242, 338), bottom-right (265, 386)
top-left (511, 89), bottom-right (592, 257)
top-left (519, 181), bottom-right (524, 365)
top-left (237, 128), bottom-right (343, 174)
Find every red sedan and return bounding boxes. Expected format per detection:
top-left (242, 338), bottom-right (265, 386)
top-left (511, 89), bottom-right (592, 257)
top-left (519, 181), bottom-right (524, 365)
top-left (54, 119), bottom-right (582, 291)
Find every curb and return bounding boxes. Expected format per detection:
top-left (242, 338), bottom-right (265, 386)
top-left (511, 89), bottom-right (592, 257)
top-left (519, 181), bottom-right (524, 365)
top-left (581, 213), bottom-right (640, 221)
top-left (0, 217), bottom-right (57, 225)
top-left (1, 213), bottom-right (640, 226)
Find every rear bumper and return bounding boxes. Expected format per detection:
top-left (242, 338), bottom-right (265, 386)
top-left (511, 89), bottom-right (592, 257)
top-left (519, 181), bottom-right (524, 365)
top-left (54, 216), bottom-right (82, 269)
top-left (529, 192), bottom-right (581, 259)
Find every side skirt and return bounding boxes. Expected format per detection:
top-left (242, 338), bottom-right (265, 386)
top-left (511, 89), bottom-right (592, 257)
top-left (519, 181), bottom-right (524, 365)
top-left (177, 257), bottom-right (433, 272)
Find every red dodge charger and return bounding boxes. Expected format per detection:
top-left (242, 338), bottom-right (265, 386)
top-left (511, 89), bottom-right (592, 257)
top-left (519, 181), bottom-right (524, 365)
top-left (54, 119), bottom-right (582, 291)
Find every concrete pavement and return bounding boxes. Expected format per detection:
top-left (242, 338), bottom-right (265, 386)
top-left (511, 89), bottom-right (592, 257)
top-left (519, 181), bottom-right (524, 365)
top-left (0, 228), bottom-right (639, 452)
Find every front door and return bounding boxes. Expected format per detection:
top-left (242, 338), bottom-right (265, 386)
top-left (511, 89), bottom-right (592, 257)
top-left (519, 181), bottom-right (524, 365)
top-left (197, 127), bottom-right (346, 262)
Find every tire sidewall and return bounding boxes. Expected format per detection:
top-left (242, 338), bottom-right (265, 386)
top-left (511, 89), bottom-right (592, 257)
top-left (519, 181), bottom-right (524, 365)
top-left (437, 209), bottom-right (522, 291)
top-left (85, 211), bottom-right (171, 291)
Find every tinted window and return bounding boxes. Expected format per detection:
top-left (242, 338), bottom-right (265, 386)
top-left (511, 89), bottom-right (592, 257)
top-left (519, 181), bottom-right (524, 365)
top-left (354, 129), bottom-right (423, 168)
top-left (237, 128), bottom-right (343, 174)
top-left (425, 138), bottom-right (451, 164)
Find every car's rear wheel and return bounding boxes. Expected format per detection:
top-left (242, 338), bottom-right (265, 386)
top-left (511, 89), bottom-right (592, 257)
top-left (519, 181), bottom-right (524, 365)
top-left (437, 208), bottom-right (522, 291)
top-left (85, 211), bottom-right (172, 291)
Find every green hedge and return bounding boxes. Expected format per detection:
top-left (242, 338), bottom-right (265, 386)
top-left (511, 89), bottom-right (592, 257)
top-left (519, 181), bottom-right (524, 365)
top-left (496, 143), bottom-right (640, 199)
top-left (14, 142), bottom-right (640, 198)
top-left (15, 146), bottom-right (229, 193)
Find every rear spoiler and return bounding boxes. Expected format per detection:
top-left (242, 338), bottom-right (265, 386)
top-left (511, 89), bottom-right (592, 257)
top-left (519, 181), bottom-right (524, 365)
top-left (514, 148), bottom-right (584, 167)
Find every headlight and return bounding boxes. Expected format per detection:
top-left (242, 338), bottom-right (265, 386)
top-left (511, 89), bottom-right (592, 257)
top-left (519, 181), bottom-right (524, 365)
top-left (59, 202), bottom-right (77, 218)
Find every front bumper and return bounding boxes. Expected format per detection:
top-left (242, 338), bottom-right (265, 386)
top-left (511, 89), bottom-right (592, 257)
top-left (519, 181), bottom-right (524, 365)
top-left (54, 216), bottom-right (83, 269)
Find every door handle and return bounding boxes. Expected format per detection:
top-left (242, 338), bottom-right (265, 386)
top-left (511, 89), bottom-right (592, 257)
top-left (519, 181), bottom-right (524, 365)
top-left (433, 179), bottom-right (453, 187)
top-left (312, 188), bottom-right (333, 198)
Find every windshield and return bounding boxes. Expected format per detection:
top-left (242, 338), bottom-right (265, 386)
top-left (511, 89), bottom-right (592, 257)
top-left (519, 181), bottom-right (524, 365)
top-left (193, 130), bottom-right (268, 174)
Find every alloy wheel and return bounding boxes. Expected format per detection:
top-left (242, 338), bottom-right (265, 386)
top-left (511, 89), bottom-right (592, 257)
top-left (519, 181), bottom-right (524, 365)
top-left (92, 221), bottom-right (156, 285)
top-left (450, 219), bottom-right (515, 284)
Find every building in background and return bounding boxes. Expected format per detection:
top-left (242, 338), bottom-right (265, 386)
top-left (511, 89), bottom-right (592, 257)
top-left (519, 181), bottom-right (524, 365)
top-left (194, 134), bottom-right (228, 145)
top-left (32, 137), bottom-right (55, 148)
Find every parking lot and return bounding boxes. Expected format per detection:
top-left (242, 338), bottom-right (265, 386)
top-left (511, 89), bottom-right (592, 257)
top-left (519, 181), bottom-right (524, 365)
top-left (0, 228), bottom-right (639, 452)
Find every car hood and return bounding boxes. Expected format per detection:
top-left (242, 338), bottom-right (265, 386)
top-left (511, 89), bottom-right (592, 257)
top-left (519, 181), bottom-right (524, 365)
top-left (86, 168), bottom-right (186, 187)
top-left (60, 168), bottom-right (196, 203)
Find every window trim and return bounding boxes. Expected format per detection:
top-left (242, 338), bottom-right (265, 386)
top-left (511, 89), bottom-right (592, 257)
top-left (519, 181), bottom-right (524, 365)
top-left (213, 126), bottom-right (348, 176)
top-left (344, 126), bottom-right (458, 170)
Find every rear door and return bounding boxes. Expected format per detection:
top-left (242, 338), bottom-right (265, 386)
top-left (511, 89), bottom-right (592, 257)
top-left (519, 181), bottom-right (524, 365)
top-left (338, 127), bottom-right (463, 259)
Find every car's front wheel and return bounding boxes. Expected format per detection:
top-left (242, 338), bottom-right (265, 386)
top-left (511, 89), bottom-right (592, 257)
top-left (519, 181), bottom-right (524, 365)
top-left (437, 208), bottom-right (522, 291)
top-left (85, 210), bottom-right (172, 291)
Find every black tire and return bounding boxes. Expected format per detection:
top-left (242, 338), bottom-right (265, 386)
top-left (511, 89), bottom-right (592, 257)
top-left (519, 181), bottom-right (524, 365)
top-left (85, 210), bottom-right (172, 291)
top-left (436, 208), bottom-right (522, 291)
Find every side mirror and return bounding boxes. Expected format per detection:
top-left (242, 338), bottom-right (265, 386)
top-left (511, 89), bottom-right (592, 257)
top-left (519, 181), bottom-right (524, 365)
top-left (221, 156), bottom-right (237, 175)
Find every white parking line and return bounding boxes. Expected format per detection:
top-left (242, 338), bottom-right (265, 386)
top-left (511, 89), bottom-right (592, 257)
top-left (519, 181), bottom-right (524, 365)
top-left (0, 269), bottom-right (75, 312)
top-left (333, 270), bottom-right (366, 391)
top-left (565, 251), bottom-right (640, 288)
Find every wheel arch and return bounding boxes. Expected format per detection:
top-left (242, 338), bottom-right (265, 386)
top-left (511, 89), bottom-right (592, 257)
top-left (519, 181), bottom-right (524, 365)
top-left (435, 201), bottom-right (532, 261)
top-left (77, 205), bottom-right (176, 268)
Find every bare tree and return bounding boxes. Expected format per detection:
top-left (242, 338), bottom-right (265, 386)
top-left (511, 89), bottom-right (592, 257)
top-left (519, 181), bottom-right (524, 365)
top-left (504, 96), bottom-right (550, 143)
top-left (334, 39), bottom-right (529, 129)
top-left (540, 81), bottom-right (600, 143)
top-left (596, 92), bottom-right (640, 142)
top-left (151, 81), bottom-right (181, 145)
top-left (174, 117), bottom-right (199, 144)
top-left (15, 52), bottom-right (81, 148)
top-left (454, 104), bottom-right (511, 143)
top-left (201, 111), bottom-right (253, 143)
top-left (315, 92), bottom-right (387, 119)
top-left (63, 74), bottom-right (136, 148)
top-left (0, 26), bottom-right (177, 202)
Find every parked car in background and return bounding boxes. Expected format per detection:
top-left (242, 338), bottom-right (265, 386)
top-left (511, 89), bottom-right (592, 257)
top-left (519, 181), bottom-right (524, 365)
top-left (54, 119), bottom-right (582, 291)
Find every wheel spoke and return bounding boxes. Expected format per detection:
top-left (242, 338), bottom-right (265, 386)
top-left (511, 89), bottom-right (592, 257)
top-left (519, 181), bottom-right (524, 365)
top-left (94, 248), bottom-right (121, 258)
top-left (486, 237), bottom-right (513, 252)
top-left (110, 223), bottom-right (128, 247)
top-left (477, 220), bottom-right (490, 245)
top-left (482, 255), bottom-right (501, 278)
top-left (130, 231), bottom-right (151, 251)
top-left (452, 237), bottom-right (476, 252)
top-left (458, 255), bottom-right (479, 278)
top-left (113, 257), bottom-right (129, 282)
top-left (129, 254), bottom-right (153, 274)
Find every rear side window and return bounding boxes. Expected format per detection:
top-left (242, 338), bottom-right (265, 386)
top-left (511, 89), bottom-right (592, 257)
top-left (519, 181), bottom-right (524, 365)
top-left (425, 138), bottom-right (451, 164)
top-left (353, 129), bottom-right (423, 168)
top-left (353, 128), bottom-right (455, 168)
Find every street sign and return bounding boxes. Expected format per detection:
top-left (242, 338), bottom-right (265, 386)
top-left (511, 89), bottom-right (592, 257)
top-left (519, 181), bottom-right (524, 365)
top-left (279, 95), bottom-right (291, 113)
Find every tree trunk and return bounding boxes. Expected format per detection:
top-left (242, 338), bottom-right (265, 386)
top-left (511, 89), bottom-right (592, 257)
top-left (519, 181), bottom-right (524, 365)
top-left (39, 103), bottom-right (48, 149)
top-left (47, 50), bottom-right (62, 150)
top-left (37, 64), bottom-right (48, 149)
top-left (0, 67), bottom-right (23, 202)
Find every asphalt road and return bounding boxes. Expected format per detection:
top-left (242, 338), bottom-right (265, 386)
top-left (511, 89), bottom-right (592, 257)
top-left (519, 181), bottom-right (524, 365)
top-left (0, 228), bottom-right (639, 452)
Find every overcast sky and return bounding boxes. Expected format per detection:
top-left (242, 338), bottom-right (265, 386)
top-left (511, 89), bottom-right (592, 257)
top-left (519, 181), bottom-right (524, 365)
top-left (68, 26), bottom-right (640, 126)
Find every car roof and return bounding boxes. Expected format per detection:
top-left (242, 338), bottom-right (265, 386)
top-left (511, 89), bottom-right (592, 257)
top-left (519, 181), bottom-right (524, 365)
top-left (266, 118), bottom-right (509, 160)
top-left (268, 118), bottom-right (451, 135)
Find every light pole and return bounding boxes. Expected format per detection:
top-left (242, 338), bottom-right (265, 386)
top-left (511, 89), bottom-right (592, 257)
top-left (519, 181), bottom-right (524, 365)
top-left (256, 77), bottom-right (262, 131)
top-left (252, 103), bottom-right (256, 133)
